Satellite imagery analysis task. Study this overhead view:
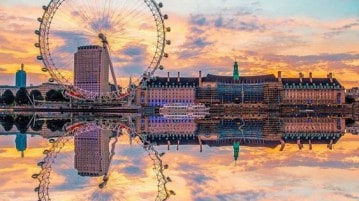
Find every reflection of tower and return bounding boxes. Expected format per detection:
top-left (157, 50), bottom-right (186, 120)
top-left (15, 63), bottom-right (26, 87)
top-left (233, 141), bottom-right (240, 161)
top-left (74, 128), bottom-right (110, 176)
top-left (15, 133), bottom-right (27, 158)
top-left (233, 60), bottom-right (239, 81)
top-left (74, 45), bottom-right (109, 94)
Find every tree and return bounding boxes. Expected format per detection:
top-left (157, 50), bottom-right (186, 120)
top-left (2, 89), bottom-right (15, 105)
top-left (29, 90), bottom-right (44, 103)
top-left (345, 96), bottom-right (355, 104)
top-left (46, 90), bottom-right (69, 102)
top-left (46, 119), bottom-right (70, 132)
top-left (14, 115), bottom-right (31, 134)
top-left (46, 89), bottom-right (57, 101)
top-left (31, 119), bottom-right (44, 131)
top-left (15, 87), bottom-right (30, 105)
top-left (0, 115), bottom-right (14, 131)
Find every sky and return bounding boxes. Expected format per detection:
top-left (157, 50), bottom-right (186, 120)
top-left (0, 0), bottom-right (358, 88)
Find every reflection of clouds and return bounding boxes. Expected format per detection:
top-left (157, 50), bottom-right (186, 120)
top-left (160, 134), bottom-right (359, 201)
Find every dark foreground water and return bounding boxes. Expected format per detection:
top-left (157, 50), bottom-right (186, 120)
top-left (0, 114), bottom-right (358, 201)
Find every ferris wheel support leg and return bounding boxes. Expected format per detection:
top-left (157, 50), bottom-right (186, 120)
top-left (104, 45), bottom-right (120, 93)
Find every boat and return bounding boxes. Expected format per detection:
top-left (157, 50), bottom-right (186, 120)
top-left (159, 103), bottom-right (210, 119)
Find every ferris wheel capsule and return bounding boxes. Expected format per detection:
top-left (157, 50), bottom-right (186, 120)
top-left (48, 78), bottom-right (54, 83)
top-left (42, 67), bottom-right (48, 72)
top-left (42, 6), bottom-right (48, 10)
top-left (158, 2), bottom-right (163, 8)
top-left (159, 65), bottom-right (164, 70)
top-left (163, 14), bottom-right (168, 20)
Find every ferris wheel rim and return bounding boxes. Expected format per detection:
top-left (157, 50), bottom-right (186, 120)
top-left (36, 0), bottom-right (167, 101)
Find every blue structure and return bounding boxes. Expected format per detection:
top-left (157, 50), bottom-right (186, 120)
top-left (233, 60), bottom-right (239, 81)
top-left (15, 133), bottom-right (27, 158)
top-left (15, 63), bottom-right (26, 88)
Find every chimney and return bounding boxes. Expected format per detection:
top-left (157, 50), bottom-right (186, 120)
top-left (277, 71), bottom-right (282, 82)
top-left (199, 70), bottom-right (202, 87)
top-left (177, 72), bottom-right (180, 82)
top-left (309, 72), bottom-right (313, 83)
top-left (167, 72), bottom-right (170, 82)
top-left (328, 72), bottom-right (333, 83)
top-left (299, 72), bottom-right (303, 83)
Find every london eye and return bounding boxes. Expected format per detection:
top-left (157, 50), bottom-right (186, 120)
top-left (35, 0), bottom-right (170, 101)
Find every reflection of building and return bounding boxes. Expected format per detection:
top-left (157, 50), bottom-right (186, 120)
top-left (138, 115), bottom-right (346, 152)
top-left (282, 117), bottom-right (345, 149)
top-left (75, 128), bottom-right (110, 176)
top-left (346, 87), bottom-right (359, 101)
top-left (15, 133), bottom-right (27, 158)
top-left (74, 45), bottom-right (109, 94)
top-left (281, 72), bottom-right (345, 105)
top-left (347, 122), bottom-right (359, 135)
top-left (15, 63), bottom-right (26, 88)
top-left (136, 116), bottom-right (197, 136)
top-left (136, 72), bottom-right (199, 106)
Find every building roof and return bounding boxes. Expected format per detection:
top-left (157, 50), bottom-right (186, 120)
top-left (282, 78), bottom-right (343, 89)
top-left (146, 77), bottom-right (200, 87)
top-left (203, 74), bottom-right (278, 84)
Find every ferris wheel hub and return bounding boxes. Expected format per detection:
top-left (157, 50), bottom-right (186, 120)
top-left (98, 33), bottom-right (108, 45)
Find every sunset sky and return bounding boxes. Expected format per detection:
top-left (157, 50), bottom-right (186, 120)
top-left (0, 0), bottom-right (358, 88)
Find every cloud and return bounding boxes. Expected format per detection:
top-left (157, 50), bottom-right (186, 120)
top-left (216, 190), bottom-right (266, 201)
top-left (122, 166), bottom-right (143, 176)
top-left (190, 15), bottom-right (208, 26)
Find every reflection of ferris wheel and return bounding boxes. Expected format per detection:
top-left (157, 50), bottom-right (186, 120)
top-left (35, 0), bottom-right (170, 101)
top-left (33, 120), bottom-right (174, 201)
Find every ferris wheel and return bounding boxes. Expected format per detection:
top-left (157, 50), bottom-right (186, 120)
top-left (35, 0), bottom-right (170, 101)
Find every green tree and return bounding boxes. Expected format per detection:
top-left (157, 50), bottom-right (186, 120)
top-left (15, 87), bottom-right (30, 105)
top-left (29, 89), bottom-right (44, 103)
top-left (2, 90), bottom-right (15, 105)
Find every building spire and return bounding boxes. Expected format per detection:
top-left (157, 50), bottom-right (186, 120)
top-left (233, 60), bottom-right (239, 81)
top-left (21, 63), bottom-right (24, 71)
